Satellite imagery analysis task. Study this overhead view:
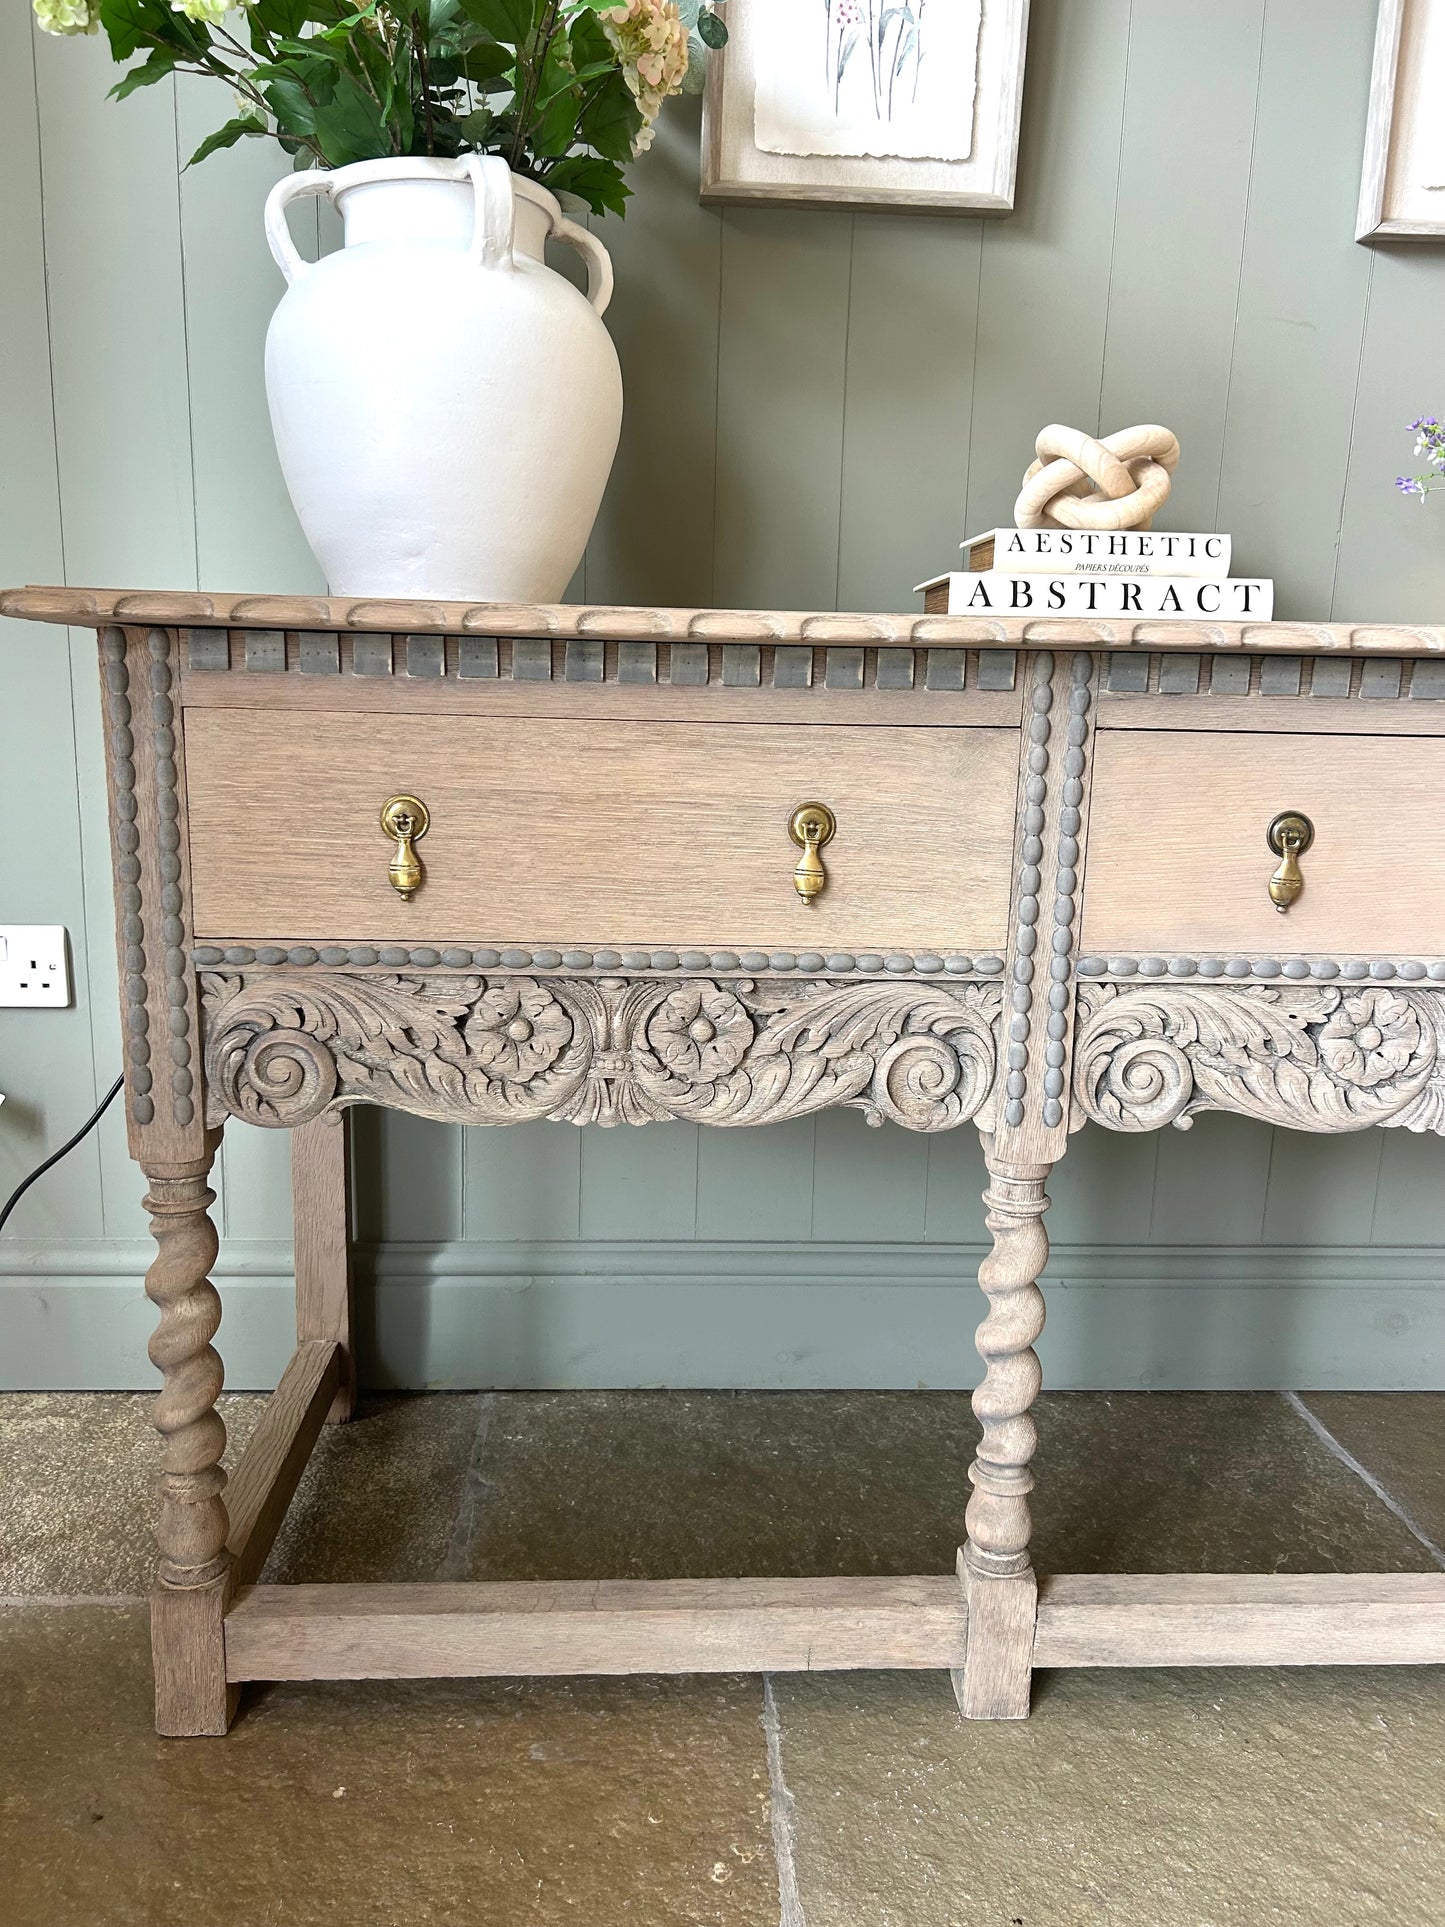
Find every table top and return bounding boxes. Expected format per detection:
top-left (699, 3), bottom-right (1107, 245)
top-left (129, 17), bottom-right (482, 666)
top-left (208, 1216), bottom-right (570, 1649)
top-left (4, 584), bottom-right (1445, 656)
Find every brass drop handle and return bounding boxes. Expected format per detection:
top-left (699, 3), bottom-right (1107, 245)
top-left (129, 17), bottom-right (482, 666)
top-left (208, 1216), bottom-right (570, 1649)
top-left (380, 794), bottom-right (430, 901)
top-left (789, 802), bottom-right (836, 904)
top-left (1266, 810), bottom-right (1314, 913)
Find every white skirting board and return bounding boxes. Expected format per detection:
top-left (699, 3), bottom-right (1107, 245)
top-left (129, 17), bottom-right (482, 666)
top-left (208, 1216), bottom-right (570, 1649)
top-left (2, 1240), bottom-right (1443, 1391)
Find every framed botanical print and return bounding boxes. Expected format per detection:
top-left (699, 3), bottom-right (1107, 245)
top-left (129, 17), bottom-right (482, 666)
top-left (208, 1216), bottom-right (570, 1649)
top-left (1358, 0), bottom-right (1445, 240)
top-left (701, 0), bottom-right (1030, 213)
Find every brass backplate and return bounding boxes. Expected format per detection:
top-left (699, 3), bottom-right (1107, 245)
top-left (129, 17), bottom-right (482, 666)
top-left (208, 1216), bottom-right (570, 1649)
top-left (788, 802), bottom-right (836, 851)
top-left (380, 794), bottom-right (430, 845)
top-left (1266, 810), bottom-right (1314, 858)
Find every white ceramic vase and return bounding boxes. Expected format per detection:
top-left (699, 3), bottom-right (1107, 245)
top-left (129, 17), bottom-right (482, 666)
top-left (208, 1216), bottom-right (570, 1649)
top-left (262, 155), bottom-right (622, 603)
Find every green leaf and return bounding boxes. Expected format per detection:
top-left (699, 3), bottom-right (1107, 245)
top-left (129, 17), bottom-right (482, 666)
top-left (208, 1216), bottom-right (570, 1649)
top-left (696, 7), bottom-right (727, 48)
top-left (187, 113), bottom-right (269, 167)
top-left (251, 55), bottom-right (338, 86)
top-left (268, 34), bottom-right (351, 66)
top-left (108, 46), bottom-right (176, 101)
top-left (577, 71), bottom-right (640, 162)
top-left (455, 0), bottom-right (537, 45)
top-left (569, 8), bottom-right (610, 63)
top-left (251, 0), bottom-right (315, 39)
top-left (455, 39), bottom-right (514, 85)
top-left (310, 69), bottom-right (390, 163)
top-left (262, 73), bottom-right (320, 141)
top-left (530, 87), bottom-right (578, 157)
top-left (99, 0), bottom-right (203, 63)
top-left (346, 21), bottom-right (395, 98)
top-left (455, 107), bottom-right (497, 143)
top-left (531, 27), bottom-right (577, 110)
top-left (544, 152), bottom-right (629, 217)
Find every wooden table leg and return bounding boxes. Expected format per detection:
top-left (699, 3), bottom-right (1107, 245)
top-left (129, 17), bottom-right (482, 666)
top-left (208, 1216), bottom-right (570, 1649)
top-left (954, 1149), bottom-right (1049, 1720)
top-left (143, 1147), bottom-right (237, 1736)
top-left (292, 1110), bottom-right (355, 1423)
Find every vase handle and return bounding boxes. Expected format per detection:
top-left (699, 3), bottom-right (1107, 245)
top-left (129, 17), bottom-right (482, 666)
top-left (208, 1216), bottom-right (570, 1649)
top-left (263, 168), bottom-right (335, 285)
top-left (551, 215), bottom-right (614, 317)
top-left (465, 154), bottom-right (517, 272)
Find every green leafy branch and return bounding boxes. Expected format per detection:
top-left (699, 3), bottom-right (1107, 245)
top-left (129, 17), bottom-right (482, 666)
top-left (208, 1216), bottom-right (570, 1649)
top-left (43, 0), bottom-right (727, 216)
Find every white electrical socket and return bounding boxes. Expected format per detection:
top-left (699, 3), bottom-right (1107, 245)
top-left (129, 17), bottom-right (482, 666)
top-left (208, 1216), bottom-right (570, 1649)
top-left (0, 926), bottom-right (72, 1008)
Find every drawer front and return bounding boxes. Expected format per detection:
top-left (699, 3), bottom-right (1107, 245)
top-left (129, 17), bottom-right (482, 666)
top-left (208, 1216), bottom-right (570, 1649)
top-left (184, 711), bottom-right (1017, 951)
top-left (1082, 730), bottom-right (1445, 956)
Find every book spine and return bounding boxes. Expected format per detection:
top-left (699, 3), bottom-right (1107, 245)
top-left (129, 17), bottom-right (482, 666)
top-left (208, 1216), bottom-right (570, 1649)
top-left (968, 530), bottom-right (1233, 578)
top-left (944, 573), bottom-right (1272, 620)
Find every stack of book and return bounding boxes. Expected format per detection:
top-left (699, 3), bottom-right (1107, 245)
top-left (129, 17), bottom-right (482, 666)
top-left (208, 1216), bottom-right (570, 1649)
top-left (915, 527), bottom-right (1272, 620)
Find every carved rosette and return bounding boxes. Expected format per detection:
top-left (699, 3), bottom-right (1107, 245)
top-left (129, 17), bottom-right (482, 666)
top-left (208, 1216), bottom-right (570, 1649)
top-left (201, 972), bottom-right (1002, 1133)
top-left (1073, 982), bottom-right (1445, 1134)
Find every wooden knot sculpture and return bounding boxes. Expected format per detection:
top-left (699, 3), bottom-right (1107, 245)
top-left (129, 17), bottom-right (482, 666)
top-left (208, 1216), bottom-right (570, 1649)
top-left (1013, 423), bottom-right (1181, 531)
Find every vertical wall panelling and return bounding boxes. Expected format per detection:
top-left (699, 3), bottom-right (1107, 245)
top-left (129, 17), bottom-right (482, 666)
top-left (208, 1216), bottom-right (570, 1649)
top-left (174, 75), bottom-right (324, 595)
top-left (1213, 0), bottom-right (1377, 604)
top-left (713, 207), bottom-right (854, 608)
top-left (462, 1123), bottom-right (583, 1245)
top-left (353, 1111), bottom-right (465, 1247)
top-left (32, 37), bottom-right (197, 586)
top-left (580, 1123), bottom-right (700, 1241)
top-left (1332, 246), bottom-right (1445, 624)
top-left (835, 213), bottom-right (984, 612)
top-left (696, 1119), bottom-right (817, 1243)
top-left (7, 6), bottom-right (1445, 1387)
top-left (1262, 1129), bottom-right (1387, 1249)
top-left (963, 0), bottom-right (1134, 534)
top-left (1150, 1115), bottom-right (1272, 1246)
top-left (1044, 1124), bottom-right (1158, 1250)
top-left (811, 1111), bottom-right (928, 1245)
top-left (587, 101), bottom-right (723, 607)
top-left (0, 12), bottom-right (103, 1240)
top-left (921, 1129), bottom-right (991, 1244)
top-left (1096, 0), bottom-right (1265, 530)
top-left (1372, 1130), bottom-right (1445, 1247)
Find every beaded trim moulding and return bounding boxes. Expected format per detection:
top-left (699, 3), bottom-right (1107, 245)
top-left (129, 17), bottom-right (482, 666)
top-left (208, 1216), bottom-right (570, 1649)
top-left (190, 942), bottom-right (1007, 978)
top-left (1076, 955), bottom-right (1445, 982)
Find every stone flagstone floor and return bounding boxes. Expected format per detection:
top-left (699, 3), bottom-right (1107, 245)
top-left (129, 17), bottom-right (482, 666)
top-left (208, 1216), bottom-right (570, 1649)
top-left (2, 1388), bottom-right (1443, 1924)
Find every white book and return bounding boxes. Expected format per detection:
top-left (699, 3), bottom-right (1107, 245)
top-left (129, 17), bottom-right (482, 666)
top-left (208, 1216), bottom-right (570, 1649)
top-left (916, 571), bottom-right (1273, 621)
top-left (960, 527), bottom-right (1231, 578)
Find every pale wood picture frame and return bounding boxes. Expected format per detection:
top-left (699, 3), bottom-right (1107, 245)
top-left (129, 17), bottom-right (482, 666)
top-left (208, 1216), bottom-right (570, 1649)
top-left (701, 0), bottom-right (1030, 214)
top-left (1357, 0), bottom-right (1445, 240)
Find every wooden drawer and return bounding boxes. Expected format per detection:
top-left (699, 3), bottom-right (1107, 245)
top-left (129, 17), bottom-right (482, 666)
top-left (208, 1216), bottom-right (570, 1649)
top-left (1082, 730), bottom-right (1445, 956)
top-left (184, 711), bottom-right (1017, 951)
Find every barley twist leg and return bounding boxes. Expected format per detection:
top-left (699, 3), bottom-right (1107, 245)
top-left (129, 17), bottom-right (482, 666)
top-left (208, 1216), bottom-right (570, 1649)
top-left (144, 1153), bottom-right (236, 1734)
top-left (954, 1148), bottom-right (1049, 1719)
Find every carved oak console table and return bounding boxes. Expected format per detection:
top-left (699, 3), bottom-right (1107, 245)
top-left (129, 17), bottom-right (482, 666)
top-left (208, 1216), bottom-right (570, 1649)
top-left (7, 583), bottom-right (1445, 1736)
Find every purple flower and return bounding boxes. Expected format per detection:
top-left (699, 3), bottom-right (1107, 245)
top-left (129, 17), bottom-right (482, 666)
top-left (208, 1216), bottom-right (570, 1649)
top-left (1397, 419), bottom-right (1444, 502)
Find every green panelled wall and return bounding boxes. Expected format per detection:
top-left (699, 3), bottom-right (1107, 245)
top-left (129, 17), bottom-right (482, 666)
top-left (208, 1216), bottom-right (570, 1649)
top-left (6, 0), bottom-right (1445, 1391)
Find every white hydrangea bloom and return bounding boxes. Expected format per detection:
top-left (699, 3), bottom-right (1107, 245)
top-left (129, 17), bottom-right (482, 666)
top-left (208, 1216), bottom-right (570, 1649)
top-left (32, 0), bottom-right (100, 36)
top-left (170, 0), bottom-right (238, 21)
top-left (602, 0), bottom-right (690, 154)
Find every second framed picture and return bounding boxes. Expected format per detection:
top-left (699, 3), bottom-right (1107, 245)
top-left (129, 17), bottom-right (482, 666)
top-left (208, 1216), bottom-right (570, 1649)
top-left (701, 0), bottom-right (1030, 214)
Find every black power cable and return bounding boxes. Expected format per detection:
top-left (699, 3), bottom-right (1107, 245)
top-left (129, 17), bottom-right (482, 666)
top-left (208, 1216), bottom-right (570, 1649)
top-left (0, 1073), bottom-right (125, 1236)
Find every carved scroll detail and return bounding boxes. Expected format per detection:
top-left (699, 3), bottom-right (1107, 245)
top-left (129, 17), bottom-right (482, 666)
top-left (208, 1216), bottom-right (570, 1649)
top-left (1073, 982), bottom-right (1445, 1134)
top-left (201, 972), bottom-right (1002, 1133)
